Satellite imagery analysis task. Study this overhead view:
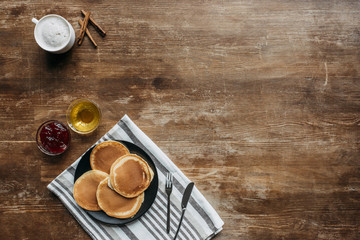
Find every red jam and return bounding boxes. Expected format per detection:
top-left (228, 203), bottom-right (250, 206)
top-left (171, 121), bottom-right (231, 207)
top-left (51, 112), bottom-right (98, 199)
top-left (39, 121), bottom-right (70, 154)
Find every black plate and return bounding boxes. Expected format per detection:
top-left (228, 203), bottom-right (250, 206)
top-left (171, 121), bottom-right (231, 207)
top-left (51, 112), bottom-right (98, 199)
top-left (74, 140), bottom-right (158, 225)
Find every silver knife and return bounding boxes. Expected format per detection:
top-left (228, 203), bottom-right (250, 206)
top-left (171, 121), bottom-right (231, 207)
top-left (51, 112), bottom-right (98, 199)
top-left (173, 182), bottom-right (194, 240)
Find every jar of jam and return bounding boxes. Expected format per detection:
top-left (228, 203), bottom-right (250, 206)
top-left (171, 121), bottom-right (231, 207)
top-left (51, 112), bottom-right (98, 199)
top-left (36, 120), bottom-right (71, 156)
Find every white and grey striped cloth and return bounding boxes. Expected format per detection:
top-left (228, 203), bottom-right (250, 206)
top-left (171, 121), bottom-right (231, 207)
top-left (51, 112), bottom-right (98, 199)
top-left (48, 115), bottom-right (224, 240)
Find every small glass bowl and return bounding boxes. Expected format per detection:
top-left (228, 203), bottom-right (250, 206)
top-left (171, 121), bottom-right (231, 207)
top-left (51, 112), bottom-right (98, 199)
top-left (36, 120), bottom-right (71, 156)
top-left (66, 98), bottom-right (102, 135)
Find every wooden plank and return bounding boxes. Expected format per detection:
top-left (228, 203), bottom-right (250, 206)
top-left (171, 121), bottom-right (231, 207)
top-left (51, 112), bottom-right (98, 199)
top-left (0, 0), bottom-right (359, 239)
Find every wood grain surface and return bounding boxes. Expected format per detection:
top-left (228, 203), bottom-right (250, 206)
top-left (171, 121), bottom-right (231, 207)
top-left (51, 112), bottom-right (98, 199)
top-left (1, 0), bottom-right (360, 239)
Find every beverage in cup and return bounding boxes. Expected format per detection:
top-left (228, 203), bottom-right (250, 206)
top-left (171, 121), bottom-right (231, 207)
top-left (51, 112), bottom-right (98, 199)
top-left (32, 14), bottom-right (75, 54)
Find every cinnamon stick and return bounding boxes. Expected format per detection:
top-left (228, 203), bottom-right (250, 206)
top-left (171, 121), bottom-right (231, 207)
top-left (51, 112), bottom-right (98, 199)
top-left (81, 10), bottom-right (106, 37)
top-left (78, 19), bottom-right (97, 48)
top-left (77, 11), bottom-right (91, 45)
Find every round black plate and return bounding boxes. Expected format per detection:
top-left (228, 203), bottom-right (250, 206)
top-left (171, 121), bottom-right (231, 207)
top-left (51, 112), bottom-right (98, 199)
top-left (74, 140), bottom-right (158, 225)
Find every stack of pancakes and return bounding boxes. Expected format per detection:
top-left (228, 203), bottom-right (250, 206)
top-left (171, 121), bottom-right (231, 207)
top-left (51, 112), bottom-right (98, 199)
top-left (73, 141), bottom-right (154, 219)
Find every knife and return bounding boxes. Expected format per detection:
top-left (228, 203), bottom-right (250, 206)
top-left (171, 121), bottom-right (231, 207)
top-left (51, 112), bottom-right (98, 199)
top-left (173, 182), bottom-right (194, 240)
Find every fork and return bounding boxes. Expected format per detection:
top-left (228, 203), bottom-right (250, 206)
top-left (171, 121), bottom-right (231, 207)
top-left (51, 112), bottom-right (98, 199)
top-left (165, 172), bottom-right (173, 233)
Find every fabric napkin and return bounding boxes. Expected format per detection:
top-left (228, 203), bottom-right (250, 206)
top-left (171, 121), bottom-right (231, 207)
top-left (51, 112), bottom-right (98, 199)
top-left (47, 115), bottom-right (224, 240)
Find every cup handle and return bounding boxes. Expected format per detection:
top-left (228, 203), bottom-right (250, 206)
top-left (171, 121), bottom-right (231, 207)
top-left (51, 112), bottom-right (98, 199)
top-left (32, 18), bottom-right (39, 24)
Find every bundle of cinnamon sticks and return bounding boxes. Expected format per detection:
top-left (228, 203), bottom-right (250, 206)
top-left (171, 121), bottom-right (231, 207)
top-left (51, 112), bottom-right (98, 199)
top-left (77, 10), bottom-right (106, 48)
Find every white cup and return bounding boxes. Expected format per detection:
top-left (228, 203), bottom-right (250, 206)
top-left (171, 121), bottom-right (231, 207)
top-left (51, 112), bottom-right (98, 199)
top-left (32, 14), bottom-right (75, 54)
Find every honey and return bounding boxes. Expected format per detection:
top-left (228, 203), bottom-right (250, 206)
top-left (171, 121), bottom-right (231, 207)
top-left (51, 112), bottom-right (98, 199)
top-left (67, 99), bottom-right (101, 134)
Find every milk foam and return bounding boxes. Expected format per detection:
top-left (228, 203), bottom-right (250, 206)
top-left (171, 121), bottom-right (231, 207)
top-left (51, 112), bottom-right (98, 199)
top-left (36, 16), bottom-right (69, 49)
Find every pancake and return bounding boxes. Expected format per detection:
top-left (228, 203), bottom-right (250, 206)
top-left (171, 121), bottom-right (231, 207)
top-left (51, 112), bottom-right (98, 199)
top-left (73, 170), bottom-right (108, 211)
top-left (90, 141), bottom-right (129, 174)
top-left (109, 154), bottom-right (153, 198)
top-left (97, 177), bottom-right (144, 218)
top-left (106, 168), bottom-right (153, 190)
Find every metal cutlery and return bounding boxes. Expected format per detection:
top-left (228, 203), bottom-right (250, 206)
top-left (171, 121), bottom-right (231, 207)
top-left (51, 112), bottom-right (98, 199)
top-left (173, 182), bottom-right (194, 240)
top-left (165, 172), bottom-right (173, 233)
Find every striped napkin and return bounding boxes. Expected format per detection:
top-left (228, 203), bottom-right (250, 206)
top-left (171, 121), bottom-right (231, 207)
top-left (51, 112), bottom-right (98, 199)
top-left (47, 115), bottom-right (224, 240)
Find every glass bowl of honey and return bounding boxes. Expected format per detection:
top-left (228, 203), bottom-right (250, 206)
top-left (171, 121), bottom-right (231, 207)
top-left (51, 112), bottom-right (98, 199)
top-left (66, 98), bottom-right (101, 134)
top-left (36, 120), bottom-right (71, 156)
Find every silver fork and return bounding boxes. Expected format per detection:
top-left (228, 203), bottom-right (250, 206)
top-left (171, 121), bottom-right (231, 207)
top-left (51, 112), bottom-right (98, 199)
top-left (165, 172), bottom-right (173, 233)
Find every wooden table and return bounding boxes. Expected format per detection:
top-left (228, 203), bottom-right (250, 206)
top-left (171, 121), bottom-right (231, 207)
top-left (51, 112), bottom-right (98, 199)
top-left (1, 0), bottom-right (359, 239)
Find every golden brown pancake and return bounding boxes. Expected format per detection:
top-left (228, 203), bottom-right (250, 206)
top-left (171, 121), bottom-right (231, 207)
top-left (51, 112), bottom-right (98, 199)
top-left (147, 162), bottom-right (154, 182)
top-left (73, 170), bottom-right (108, 211)
top-left (97, 177), bottom-right (144, 218)
top-left (90, 141), bottom-right (129, 174)
top-left (109, 154), bottom-right (153, 198)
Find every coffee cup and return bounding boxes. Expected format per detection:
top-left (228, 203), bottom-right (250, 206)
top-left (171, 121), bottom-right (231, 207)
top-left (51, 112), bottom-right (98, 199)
top-left (32, 14), bottom-right (75, 54)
